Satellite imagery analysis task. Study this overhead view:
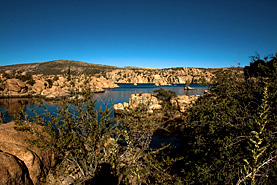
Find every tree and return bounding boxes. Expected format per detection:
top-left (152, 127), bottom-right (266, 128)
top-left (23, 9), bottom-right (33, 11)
top-left (66, 66), bottom-right (71, 81)
top-left (244, 52), bottom-right (277, 79)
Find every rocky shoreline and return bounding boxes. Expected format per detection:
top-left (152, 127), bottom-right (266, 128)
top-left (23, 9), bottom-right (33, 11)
top-left (0, 70), bottom-right (119, 100)
top-left (0, 67), bottom-right (213, 100)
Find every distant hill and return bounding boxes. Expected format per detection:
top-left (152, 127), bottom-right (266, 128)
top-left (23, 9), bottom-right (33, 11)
top-left (0, 60), bottom-right (120, 76)
top-left (0, 60), bottom-right (225, 77)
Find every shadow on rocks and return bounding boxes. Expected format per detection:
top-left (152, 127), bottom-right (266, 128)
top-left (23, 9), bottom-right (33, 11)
top-left (85, 163), bottom-right (122, 185)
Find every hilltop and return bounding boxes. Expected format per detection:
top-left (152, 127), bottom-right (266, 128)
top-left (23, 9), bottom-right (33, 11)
top-left (0, 60), bottom-right (120, 76)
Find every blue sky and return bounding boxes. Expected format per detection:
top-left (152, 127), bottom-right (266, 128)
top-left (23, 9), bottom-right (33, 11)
top-left (1, 0), bottom-right (276, 68)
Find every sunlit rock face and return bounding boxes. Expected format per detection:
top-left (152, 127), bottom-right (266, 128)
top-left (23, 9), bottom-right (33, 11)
top-left (114, 93), bottom-right (200, 114)
top-left (106, 67), bottom-right (214, 85)
top-left (0, 122), bottom-right (57, 184)
top-left (32, 79), bottom-right (49, 94)
top-left (5, 78), bottom-right (27, 93)
top-left (0, 151), bottom-right (33, 185)
top-left (0, 72), bottom-right (119, 99)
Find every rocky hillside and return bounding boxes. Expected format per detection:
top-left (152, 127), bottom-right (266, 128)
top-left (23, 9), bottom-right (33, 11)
top-left (0, 60), bottom-right (119, 76)
top-left (106, 67), bottom-right (215, 85)
top-left (0, 60), bottom-right (221, 84)
top-left (0, 60), bottom-right (223, 100)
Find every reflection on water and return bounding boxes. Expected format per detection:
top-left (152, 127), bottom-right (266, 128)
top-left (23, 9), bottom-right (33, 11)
top-left (0, 98), bottom-right (34, 122)
top-left (0, 84), bottom-right (208, 123)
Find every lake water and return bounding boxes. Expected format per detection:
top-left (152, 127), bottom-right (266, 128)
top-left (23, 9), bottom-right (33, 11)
top-left (0, 83), bottom-right (207, 123)
top-left (0, 83), bottom-right (207, 148)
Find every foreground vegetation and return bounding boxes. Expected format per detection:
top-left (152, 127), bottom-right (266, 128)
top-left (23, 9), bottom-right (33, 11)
top-left (174, 53), bottom-right (277, 184)
top-left (14, 53), bottom-right (276, 184)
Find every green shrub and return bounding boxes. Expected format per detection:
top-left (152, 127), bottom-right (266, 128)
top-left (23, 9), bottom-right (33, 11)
top-left (53, 75), bottom-right (59, 81)
top-left (26, 79), bottom-right (35, 86)
top-left (14, 89), bottom-right (175, 184)
top-left (173, 55), bottom-right (277, 184)
top-left (46, 79), bottom-right (53, 88)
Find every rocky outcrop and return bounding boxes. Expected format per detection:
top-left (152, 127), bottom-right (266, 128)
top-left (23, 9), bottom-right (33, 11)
top-left (184, 85), bottom-right (195, 90)
top-left (5, 78), bottom-right (27, 93)
top-left (113, 102), bottom-right (131, 114)
top-left (32, 80), bottom-right (49, 94)
top-left (171, 95), bottom-right (200, 112)
top-left (129, 93), bottom-right (161, 111)
top-left (0, 151), bottom-right (33, 185)
top-left (106, 67), bottom-right (215, 85)
top-left (0, 142), bottom-right (45, 184)
top-left (0, 122), bottom-right (57, 184)
top-left (91, 76), bottom-right (119, 89)
top-left (114, 93), bottom-right (200, 114)
top-left (0, 72), bottom-right (119, 99)
top-left (41, 86), bottom-right (70, 100)
top-left (42, 75), bottom-right (118, 96)
top-left (0, 66), bottom-right (214, 99)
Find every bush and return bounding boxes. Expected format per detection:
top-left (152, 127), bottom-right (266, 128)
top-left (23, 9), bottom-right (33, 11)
top-left (16, 73), bottom-right (33, 82)
top-left (173, 57), bottom-right (277, 184)
top-left (46, 79), bottom-right (53, 88)
top-left (26, 79), bottom-right (36, 86)
top-left (14, 89), bottom-right (175, 184)
top-left (2, 72), bottom-right (11, 79)
top-left (53, 75), bottom-right (59, 82)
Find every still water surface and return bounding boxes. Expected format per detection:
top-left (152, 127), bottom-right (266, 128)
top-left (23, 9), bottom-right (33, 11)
top-left (0, 83), bottom-right (207, 123)
top-left (94, 83), bottom-right (207, 109)
top-left (0, 83), bottom-right (207, 148)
